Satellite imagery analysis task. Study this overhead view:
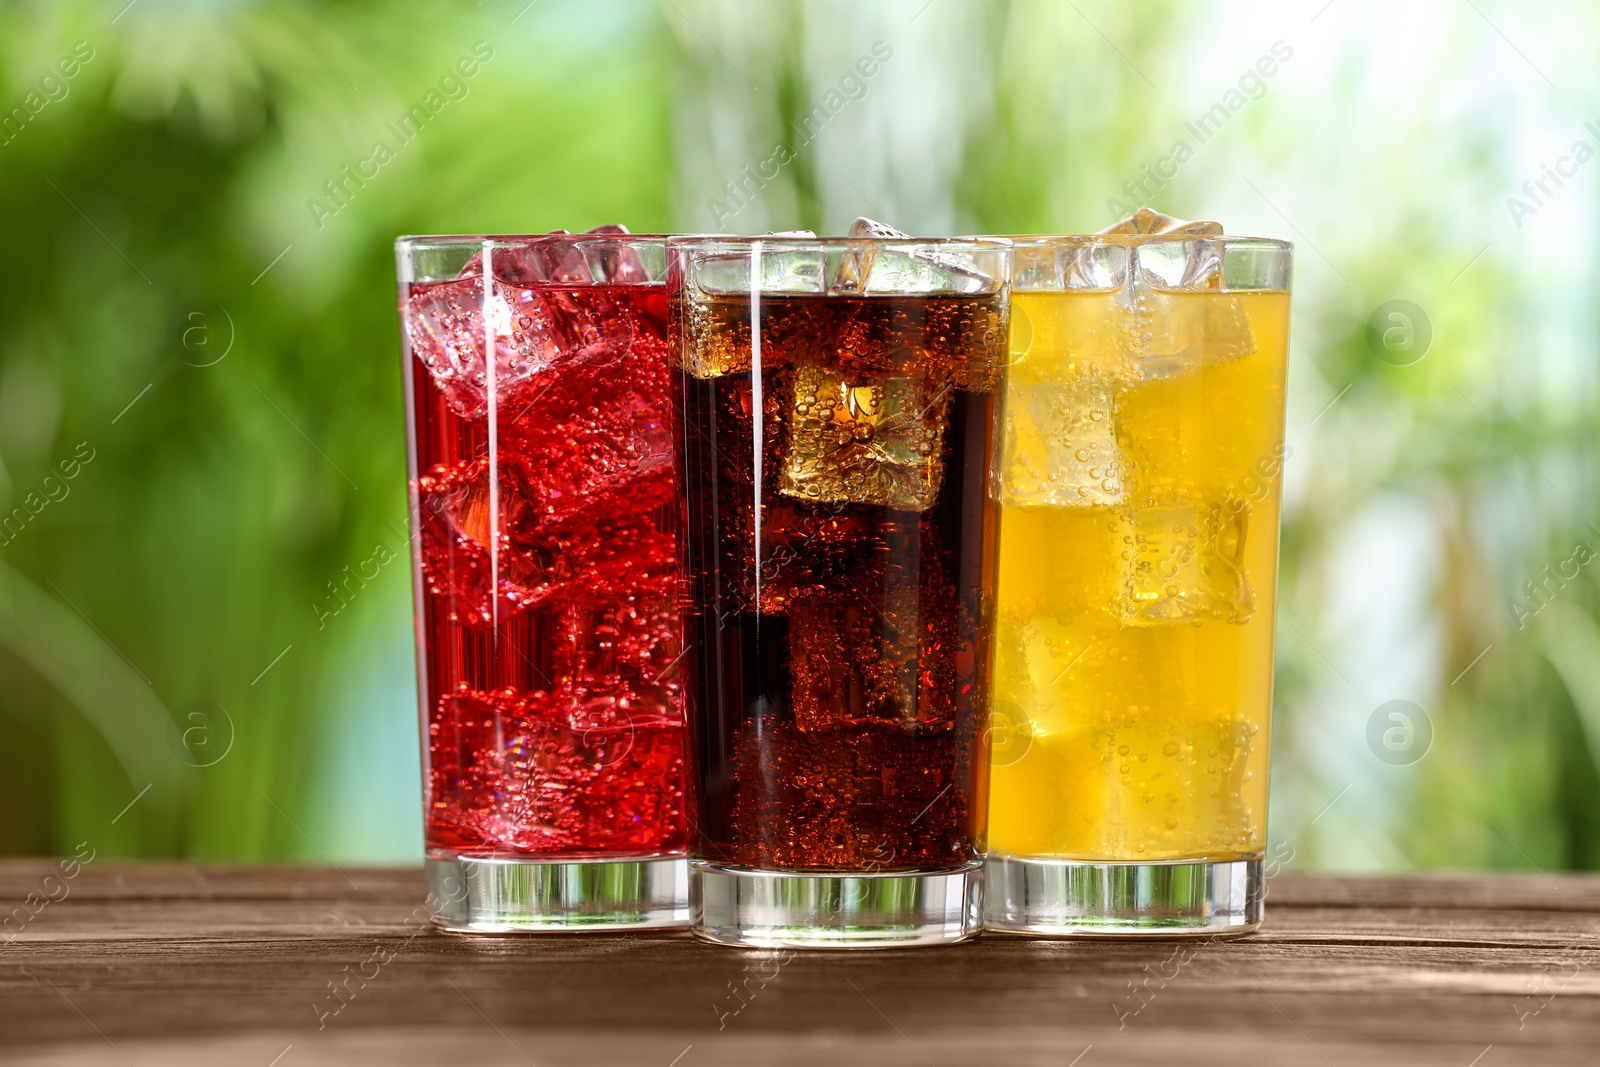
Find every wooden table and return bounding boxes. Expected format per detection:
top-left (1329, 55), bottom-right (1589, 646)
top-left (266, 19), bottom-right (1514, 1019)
top-left (3, 861), bottom-right (1598, 1065)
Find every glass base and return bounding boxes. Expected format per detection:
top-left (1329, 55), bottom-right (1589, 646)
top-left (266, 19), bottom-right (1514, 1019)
top-left (983, 854), bottom-right (1262, 937)
top-left (692, 861), bottom-right (982, 948)
top-left (426, 852), bottom-right (690, 932)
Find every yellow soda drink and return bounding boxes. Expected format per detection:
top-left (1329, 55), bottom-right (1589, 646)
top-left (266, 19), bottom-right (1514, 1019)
top-left (988, 232), bottom-right (1290, 891)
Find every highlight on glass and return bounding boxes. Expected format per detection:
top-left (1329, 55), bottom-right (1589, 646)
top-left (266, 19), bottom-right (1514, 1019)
top-left (396, 229), bottom-right (691, 931)
top-left (984, 212), bottom-right (1292, 936)
top-left (670, 224), bottom-right (1011, 947)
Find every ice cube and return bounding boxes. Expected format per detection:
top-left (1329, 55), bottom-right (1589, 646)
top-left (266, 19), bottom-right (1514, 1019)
top-left (579, 225), bottom-right (661, 285)
top-left (754, 500), bottom-right (876, 614)
top-left (726, 716), bottom-right (962, 868)
top-left (1035, 715), bottom-right (1255, 858)
top-left (1000, 372), bottom-right (1123, 507)
top-left (681, 238), bottom-right (825, 380)
top-left (780, 362), bottom-right (950, 510)
top-left (1121, 499), bottom-right (1253, 625)
top-left (755, 242), bottom-right (828, 292)
top-left (1108, 253), bottom-right (1256, 379)
top-left (831, 217), bottom-right (902, 293)
top-left (551, 597), bottom-right (684, 730)
top-left (1074, 212), bottom-right (1254, 380)
top-left (1100, 208), bottom-right (1223, 236)
top-left (691, 238), bottom-right (825, 296)
top-left (788, 588), bottom-right (885, 731)
top-left (432, 687), bottom-right (685, 852)
top-left (832, 217), bottom-right (997, 294)
top-left (992, 613), bottom-right (1099, 707)
top-left (459, 231), bottom-right (584, 286)
top-left (417, 447), bottom-right (676, 622)
top-left (505, 372), bottom-right (674, 525)
top-left (788, 529), bottom-right (958, 733)
top-left (680, 295), bottom-right (749, 380)
top-left (454, 225), bottom-right (640, 286)
top-left (404, 231), bottom-right (641, 418)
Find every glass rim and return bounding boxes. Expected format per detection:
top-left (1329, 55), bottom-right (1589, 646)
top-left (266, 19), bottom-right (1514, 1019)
top-left (396, 232), bottom-right (672, 287)
top-left (667, 235), bottom-right (1013, 251)
top-left (1003, 233), bottom-right (1291, 252)
top-left (395, 232), bottom-right (671, 249)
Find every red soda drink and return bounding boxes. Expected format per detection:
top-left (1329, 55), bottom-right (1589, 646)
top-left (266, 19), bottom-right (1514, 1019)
top-left (397, 231), bottom-right (689, 930)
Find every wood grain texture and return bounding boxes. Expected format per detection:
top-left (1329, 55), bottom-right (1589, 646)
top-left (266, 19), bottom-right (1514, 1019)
top-left (2, 861), bottom-right (1598, 1065)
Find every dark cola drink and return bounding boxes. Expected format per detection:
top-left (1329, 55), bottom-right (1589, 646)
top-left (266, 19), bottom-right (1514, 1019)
top-left (671, 232), bottom-right (1010, 947)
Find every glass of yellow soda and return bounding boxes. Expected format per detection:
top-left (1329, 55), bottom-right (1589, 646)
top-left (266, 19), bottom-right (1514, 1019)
top-left (985, 219), bottom-right (1291, 936)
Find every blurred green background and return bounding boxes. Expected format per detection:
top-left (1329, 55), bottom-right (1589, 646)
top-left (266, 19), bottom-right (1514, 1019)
top-left (1, 0), bottom-right (1595, 873)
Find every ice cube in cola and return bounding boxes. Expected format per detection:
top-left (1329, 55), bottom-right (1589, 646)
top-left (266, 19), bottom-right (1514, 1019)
top-left (401, 228), bottom-right (688, 858)
top-left (676, 226), bottom-right (1007, 871)
top-left (781, 363), bottom-right (952, 511)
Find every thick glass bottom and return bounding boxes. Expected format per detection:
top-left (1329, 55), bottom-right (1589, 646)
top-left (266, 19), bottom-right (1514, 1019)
top-left (983, 854), bottom-right (1263, 937)
top-left (425, 852), bottom-right (690, 932)
top-left (692, 861), bottom-right (983, 948)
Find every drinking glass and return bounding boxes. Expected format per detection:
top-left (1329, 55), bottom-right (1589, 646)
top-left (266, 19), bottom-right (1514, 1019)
top-left (670, 234), bottom-right (1011, 947)
top-left (984, 230), bottom-right (1291, 935)
top-left (396, 232), bottom-right (690, 931)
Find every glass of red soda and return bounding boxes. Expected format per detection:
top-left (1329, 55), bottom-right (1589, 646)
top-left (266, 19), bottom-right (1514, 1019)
top-left (397, 230), bottom-right (689, 931)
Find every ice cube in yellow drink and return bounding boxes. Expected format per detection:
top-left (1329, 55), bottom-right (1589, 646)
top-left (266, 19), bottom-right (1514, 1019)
top-left (989, 285), bottom-right (1289, 862)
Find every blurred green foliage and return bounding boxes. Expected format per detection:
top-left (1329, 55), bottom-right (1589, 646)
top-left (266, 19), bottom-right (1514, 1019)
top-left (2, 0), bottom-right (1597, 872)
top-left (0, 0), bottom-right (671, 859)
